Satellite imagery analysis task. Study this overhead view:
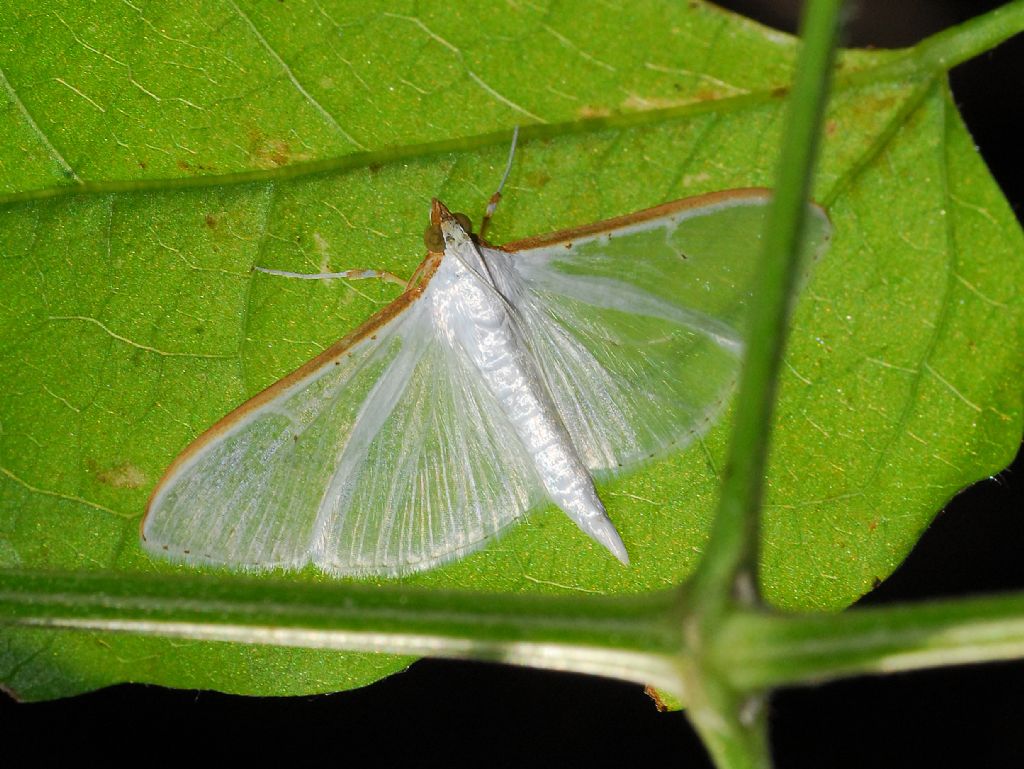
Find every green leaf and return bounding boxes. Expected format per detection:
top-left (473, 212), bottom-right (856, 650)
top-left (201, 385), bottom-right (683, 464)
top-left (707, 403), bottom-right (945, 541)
top-left (1, 1), bottom-right (1021, 700)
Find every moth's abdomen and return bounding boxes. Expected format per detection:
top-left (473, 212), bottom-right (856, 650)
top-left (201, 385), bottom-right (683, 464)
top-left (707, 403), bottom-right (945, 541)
top-left (437, 249), bottom-right (626, 563)
top-left (448, 265), bottom-right (568, 459)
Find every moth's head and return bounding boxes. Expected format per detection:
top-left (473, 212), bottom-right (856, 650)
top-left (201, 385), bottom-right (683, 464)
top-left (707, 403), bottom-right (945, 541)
top-left (425, 198), bottom-right (476, 252)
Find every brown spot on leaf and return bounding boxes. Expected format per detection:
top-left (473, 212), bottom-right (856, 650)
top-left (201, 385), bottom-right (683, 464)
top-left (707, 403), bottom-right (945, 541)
top-left (205, 214), bottom-right (218, 229)
top-left (527, 171), bottom-right (551, 188)
top-left (621, 94), bottom-right (692, 111)
top-left (577, 104), bottom-right (611, 119)
top-left (176, 159), bottom-right (217, 173)
top-left (249, 129), bottom-right (307, 169)
top-left (94, 461), bottom-right (148, 489)
top-left (693, 88), bottom-right (722, 102)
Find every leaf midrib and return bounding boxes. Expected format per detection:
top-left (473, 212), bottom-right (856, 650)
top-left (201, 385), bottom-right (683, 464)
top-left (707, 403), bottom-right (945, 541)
top-left (4, 2), bottom-right (1021, 206)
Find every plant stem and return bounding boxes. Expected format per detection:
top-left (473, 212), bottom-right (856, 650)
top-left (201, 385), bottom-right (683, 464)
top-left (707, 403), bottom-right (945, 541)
top-left (7, 572), bottom-right (1024, 705)
top-left (680, 0), bottom-right (844, 766)
top-left (718, 592), bottom-right (1024, 691)
top-left (687, 0), bottom-right (841, 620)
top-left (683, 666), bottom-right (772, 769)
top-left (0, 569), bottom-right (688, 694)
top-left (851, 0), bottom-right (1024, 84)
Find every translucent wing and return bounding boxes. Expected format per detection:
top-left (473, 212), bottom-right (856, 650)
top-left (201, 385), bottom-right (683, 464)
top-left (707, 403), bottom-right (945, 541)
top-left (497, 190), bottom-right (832, 474)
top-left (144, 189), bottom-right (830, 576)
top-left (312, 333), bottom-right (545, 576)
top-left (143, 289), bottom-right (545, 577)
top-left (142, 302), bottom-right (418, 571)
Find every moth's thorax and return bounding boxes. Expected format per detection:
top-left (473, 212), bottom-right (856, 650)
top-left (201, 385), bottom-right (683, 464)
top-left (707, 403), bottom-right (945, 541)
top-left (429, 239), bottom-right (528, 384)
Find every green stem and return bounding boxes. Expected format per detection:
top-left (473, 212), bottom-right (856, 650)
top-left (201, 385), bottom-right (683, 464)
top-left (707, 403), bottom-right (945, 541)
top-left (849, 0), bottom-right (1024, 84)
top-left (0, 569), bottom-right (687, 693)
top-left (685, 671), bottom-right (771, 769)
top-left (718, 592), bottom-right (1024, 691)
top-left (687, 0), bottom-right (841, 619)
top-left (682, 1), bottom-right (844, 766)
top-left (7, 570), bottom-right (1024, 703)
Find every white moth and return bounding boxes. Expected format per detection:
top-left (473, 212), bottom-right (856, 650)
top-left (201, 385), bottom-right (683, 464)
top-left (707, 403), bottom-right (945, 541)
top-left (142, 189), bottom-right (831, 577)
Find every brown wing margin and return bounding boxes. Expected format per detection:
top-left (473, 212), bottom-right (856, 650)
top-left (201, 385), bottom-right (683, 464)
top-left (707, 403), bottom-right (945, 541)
top-left (499, 188), bottom-right (774, 252)
top-left (140, 249), bottom-right (444, 537)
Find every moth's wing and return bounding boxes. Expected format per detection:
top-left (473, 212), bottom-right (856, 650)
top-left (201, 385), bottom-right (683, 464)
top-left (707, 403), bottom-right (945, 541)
top-left (311, 327), bottom-right (545, 576)
top-left (500, 190), bottom-right (831, 474)
top-left (144, 289), bottom-right (546, 577)
top-left (142, 301), bottom-right (425, 571)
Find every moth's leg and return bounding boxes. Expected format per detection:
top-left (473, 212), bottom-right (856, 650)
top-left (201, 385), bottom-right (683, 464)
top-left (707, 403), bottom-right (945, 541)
top-left (253, 266), bottom-right (409, 291)
top-left (407, 259), bottom-right (436, 288)
top-left (478, 125), bottom-right (519, 240)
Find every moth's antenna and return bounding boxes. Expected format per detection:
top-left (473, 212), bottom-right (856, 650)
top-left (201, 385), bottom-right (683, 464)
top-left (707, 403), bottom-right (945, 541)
top-left (479, 125), bottom-right (519, 240)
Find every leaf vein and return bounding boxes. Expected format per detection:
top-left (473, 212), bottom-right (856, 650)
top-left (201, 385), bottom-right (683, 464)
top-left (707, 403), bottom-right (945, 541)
top-left (52, 77), bottom-right (106, 113)
top-left (384, 12), bottom-right (544, 123)
top-left (47, 315), bottom-right (233, 359)
top-left (0, 466), bottom-right (128, 518)
top-left (0, 66), bottom-right (81, 183)
top-left (226, 0), bottom-right (366, 150)
top-left (541, 23), bottom-right (617, 72)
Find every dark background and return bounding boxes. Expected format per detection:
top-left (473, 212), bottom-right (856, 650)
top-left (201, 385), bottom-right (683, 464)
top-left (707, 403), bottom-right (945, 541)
top-left (3, 2), bottom-right (1022, 766)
